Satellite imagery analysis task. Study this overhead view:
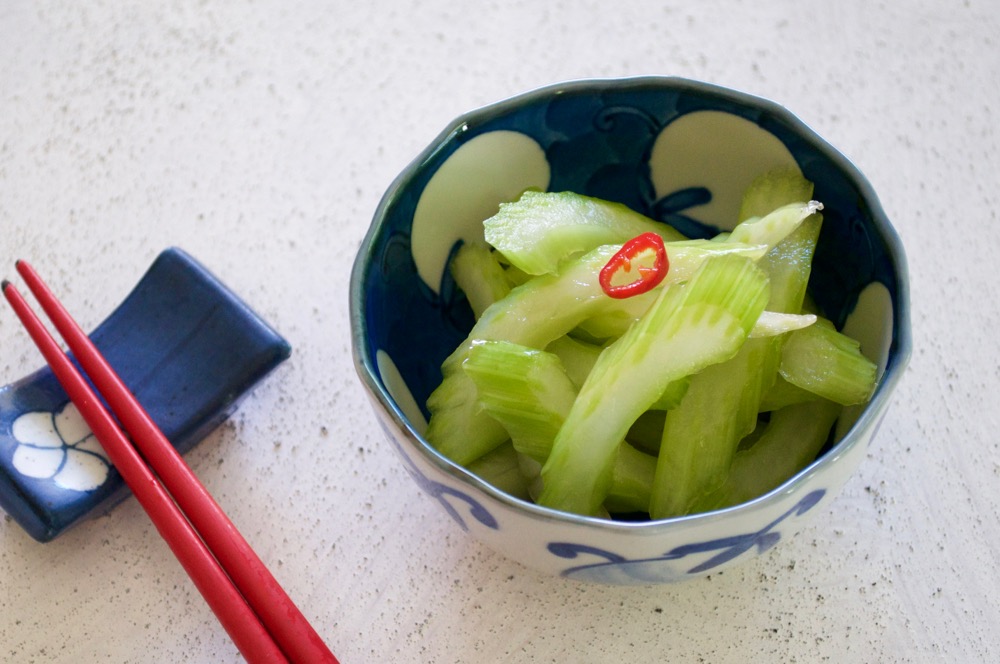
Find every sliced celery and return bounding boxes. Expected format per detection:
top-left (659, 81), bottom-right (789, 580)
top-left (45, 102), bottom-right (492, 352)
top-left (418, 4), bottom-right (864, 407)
top-left (649, 186), bottom-right (824, 519)
top-left (464, 338), bottom-right (657, 514)
top-left (463, 340), bottom-right (576, 463)
top-left (778, 318), bottom-right (878, 406)
top-left (737, 167), bottom-right (815, 222)
top-left (757, 214), bottom-right (823, 314)
top-left (545, 335), bottom-right (603, 390)
top-left (728, 200), bottom-right (823, 252)
top-left (650, 335), bottom-right (778, 519)
top-left (538, 255), bottom-right (769, 517)
top-left (604, 442), bottom-right (657, 514)
top-left (426, 245), bottom-right (622, 465)
top-left (573, 239), bottom-right (769, 340)
top-left (759, 375), bottom-right (817, 412)
top-left (484, 190), bottom-right (686, 275)
top-left (426, 239), bottom-right (765, 466)
top-left (705, 399), bottom-right (842, 510)
top-left (449, 241), bottom-right (512, 318)
top-left (466, 441), bottom-right (532, 501)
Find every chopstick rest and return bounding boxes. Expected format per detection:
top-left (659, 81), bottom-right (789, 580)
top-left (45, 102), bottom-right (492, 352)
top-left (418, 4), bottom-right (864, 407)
top-left (0, 248), bottom-right (291, 542)
top-left (2, 262), bottom-right (338, 663)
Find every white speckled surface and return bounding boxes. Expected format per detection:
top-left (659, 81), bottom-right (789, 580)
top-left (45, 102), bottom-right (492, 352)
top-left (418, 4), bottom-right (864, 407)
top-left (1, 1), bottom-right (997, 662)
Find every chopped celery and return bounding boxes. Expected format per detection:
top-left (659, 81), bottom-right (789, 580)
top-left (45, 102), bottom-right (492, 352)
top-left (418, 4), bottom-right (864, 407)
top-left (778, 318), bottom-right (878, 406)
top-left (573, 239), bottom-right (769, 339)
top-left (426, 239), bottom-right (767, 466)
top-left (757, 214), bottom-right (823, 314)
top-left (728, 200), bottom-right (823, 252)
top-left (425, 181), bottom-right (879, 523)
top-left (737, 168), bottom-right (815, 222)
top-left (604, 442), bottom-right (657, 514)
top-left (650, 336), bottom-right (778, 519)
top-left (449, 241), bottom-right (512, 318)
top-left (704, 399), bottom-right (842, 510)
top-left (464, 338), bottom-right (657, 513)
top-left (466, 441), bottom-right (532, 501)
top-left (749, 311), bottom-right (817, 338)
top-left (649, 178), bottom-right (825, 519)
top-left (545, 335), bottom-right (603, 389)
top-left (759, 375), bottom-right (817, 412)
top-left (484, 190), bottom-right (686, 275)
top-left (463, 340), bottom-right (576, 463)
top-left (426, 244), bottom-right (622, 465)
top-left (538, 255), bottom-right (770, 517)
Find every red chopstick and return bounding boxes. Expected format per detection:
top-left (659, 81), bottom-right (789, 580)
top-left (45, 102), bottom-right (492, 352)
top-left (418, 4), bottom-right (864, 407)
top-left (3, 262), bottom-right (338, 664)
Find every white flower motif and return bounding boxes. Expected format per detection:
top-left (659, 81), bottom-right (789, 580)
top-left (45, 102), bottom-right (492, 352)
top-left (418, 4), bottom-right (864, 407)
top-left (11, 402), bottom-right (111, 492)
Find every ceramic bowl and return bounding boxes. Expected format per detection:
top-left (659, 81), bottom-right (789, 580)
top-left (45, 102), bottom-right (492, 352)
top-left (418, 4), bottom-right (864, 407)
top-left (349, 77), bottom-right (911, 585)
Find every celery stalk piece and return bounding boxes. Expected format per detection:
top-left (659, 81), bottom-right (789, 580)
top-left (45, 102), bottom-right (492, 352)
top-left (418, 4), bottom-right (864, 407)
top-left (737, 168), bottom-right (815, 223)
top-left (426, 244), bottom-right (622, 466)
top-left (759, 375), bottom-right (818, 412)
top-left (757, 214), bottom-right (823, 314)
top-left (573, 239), bottom-right (769, 340)
top-left (426, 239), bottom-right (765, 466)
top-left (705, 399), bottom-right (842, 510)
top-left (449, 241), bottom-right (512, 318)
top-left (484, 190), bottom-right (687, 275)
top-left (650, 335), bottom-right (779, 519)
top-left (545, 335), bottom-right (603, 390)
top-left (463, 340), bottom-right (577, 463)
top-left (778, 318), bottom-right (878, 406)
top-left (538, 255), bottom-right (770, 517)
top-left (625, 410), bottom-right (666, 456)
top-left (604, 442), bottom-right (657, 514)
top-left (749, 311), bottom-right (817, 338)
top-left (464, 339), bottom-right (670, 515)
top-left (728, 200), bottom-right (823, 252)
top-left (466, 441), bottom-right (532, 501)
top-left (649, 376), bottom-right (690, 411)
top-left (649, 202), bottom-right (823, 519)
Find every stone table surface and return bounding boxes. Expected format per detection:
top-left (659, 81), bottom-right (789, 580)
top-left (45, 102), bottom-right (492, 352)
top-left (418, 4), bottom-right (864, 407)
top-left (1, 1), bottom-right (997, 662)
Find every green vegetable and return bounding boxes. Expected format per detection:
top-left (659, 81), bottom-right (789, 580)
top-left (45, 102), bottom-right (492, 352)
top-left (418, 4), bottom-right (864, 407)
top-left (426, 239), bottom-right (769, 466)
top-left (466, 441), bottom-right (532, 501)
top-left (778, 318), bottom-right (878, 406)
top-left (701, 398), bottom-right (842, 510)
top-left (649, 170), bottom-right (824, 518)
top-left (538, 254), bottom-right (769, 516)
top-left (484, 190), bottom-right (687, 275)
top-left (424, 173), bottom-right (877, 521)
top-left (650, 335), bottom-right (778, 518)
top-left (463, 339), bottom-right (656, 513)
top-left (449, 241), bottom-right (512, 318)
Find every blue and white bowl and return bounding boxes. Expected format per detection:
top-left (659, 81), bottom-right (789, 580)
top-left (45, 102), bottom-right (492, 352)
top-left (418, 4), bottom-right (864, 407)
top-left (349, 77), bottom-right (911, 585)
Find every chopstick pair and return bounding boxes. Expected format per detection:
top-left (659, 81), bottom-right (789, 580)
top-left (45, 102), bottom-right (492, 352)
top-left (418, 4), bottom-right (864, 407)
top-left (2, 261), bottom-right (338, 664)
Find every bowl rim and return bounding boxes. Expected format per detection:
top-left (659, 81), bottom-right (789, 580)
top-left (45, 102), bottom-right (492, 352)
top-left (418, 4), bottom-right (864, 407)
top-left (349, 75), bottom-right (913, 533)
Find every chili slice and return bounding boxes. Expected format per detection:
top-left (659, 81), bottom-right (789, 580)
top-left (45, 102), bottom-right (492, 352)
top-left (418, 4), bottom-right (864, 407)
top-left (598, 232), bottom-right (669, 299)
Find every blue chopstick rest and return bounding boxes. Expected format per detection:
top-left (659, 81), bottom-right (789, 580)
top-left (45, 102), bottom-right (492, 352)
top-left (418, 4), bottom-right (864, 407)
top-left (0, 248), bottom-right (292, 542)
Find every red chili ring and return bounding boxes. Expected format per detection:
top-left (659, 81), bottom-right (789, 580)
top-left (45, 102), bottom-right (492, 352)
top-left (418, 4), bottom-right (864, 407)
top-left (598, 232), bottom-right (669, 299)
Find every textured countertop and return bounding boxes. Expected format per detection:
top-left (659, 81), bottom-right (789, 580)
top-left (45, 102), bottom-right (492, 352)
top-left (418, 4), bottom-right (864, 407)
top-left (1, 1), bottom-right (997, 662)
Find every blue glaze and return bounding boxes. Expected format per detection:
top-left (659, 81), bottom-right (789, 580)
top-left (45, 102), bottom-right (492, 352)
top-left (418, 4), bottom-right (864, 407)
top-left (547, 490), bottom-right (825, 585)
top-left (0, 248), bottom-right (291, 542)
